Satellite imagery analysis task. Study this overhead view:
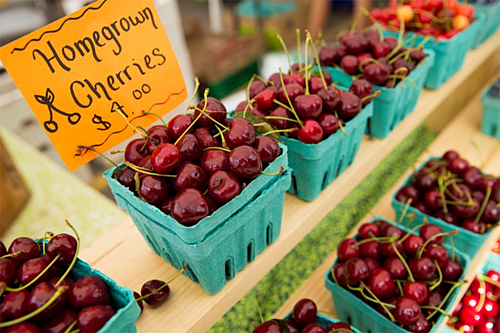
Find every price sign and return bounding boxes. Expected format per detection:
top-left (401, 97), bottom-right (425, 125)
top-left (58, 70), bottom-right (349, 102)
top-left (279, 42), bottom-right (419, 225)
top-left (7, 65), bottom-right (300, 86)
top-left (0, 0), bottom-right (187, 171)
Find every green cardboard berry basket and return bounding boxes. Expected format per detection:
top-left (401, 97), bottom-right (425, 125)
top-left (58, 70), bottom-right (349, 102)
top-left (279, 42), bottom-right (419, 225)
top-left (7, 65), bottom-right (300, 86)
top-left (391, 156), bottom-right (498, 259)
top-left (324, 217), bottom-right (471, 333)
top-left (104, 145), bottom-right (291, 295)
top-left (471, 2), bottom-right (500, 48)
top-left (34, 240), bottom-right (140, 333)
top-left (283, 89), bottom-right (373, 202)
top-left (319, 49), bottom-right (435, 139)
top-left (284, 313), bottom-right (362, 332)
top-left (481, 86), bottom-right (500, 139)
top-left (383, 14), bottom-right (485, 90)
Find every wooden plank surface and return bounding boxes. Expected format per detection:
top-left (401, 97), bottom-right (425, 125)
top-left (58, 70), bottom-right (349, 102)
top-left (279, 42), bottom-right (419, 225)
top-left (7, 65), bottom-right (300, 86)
top-left (79, 33), bottom-right (500, 333)
top-left (272, 79), bottom-right (500, 333)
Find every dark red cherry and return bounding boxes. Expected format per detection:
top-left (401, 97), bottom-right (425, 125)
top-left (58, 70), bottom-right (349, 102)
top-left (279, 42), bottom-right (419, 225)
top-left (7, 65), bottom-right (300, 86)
top-left (285, 320), bottom-right (300, 333)
top-left (294, 95), bottom-right (323, 120)
top-left (364, 258), bottom-right (381, 272)
top-left (235, 101), bottom-right (249, 112)
top-left (396, 185), bottom-right (420, 203)
top-left (228, 145), bottom-right (262, 180)
top-left (284, 74), bottom-right (305, 87)
top-left (409, 50), bottom-right (427, 65)
top-left (434, 210), bottom-right (459, 225)
top-left (173, 162), bottom-right (207, 192)
top-left (364, 62), bottom-right (390, 86)
top-left (359, 240), bottom-right (380, 259)
top-left (133, 291), bottom-right (144, 314)
top-left (27, 282), bottom-right (67, 321)
top-left (208, 171), bottom-right (242, 205)
top-left (393, 58), bottom-right (414, 73)
top-left (117, 167), bottom-right (136, 191)
top-left (349, 79), bottom-right (375, 106)
top-left (340, 55), bottom-right (359, 75)
top-left (459, 306), bottom-right (482, 326)
top-left (292, 298), bottom-right (317, 327)
top-left (48, 276), bottom-right (74, 289)
top-left (343, 258), bottom-right (370, 285)
top-left (318, 86), bottom-right (341, 113)
top-left (68, 276), bottom-right (111, 310)
top-left (0, 258), bottom-right (18, 287)
top-left (423, 190), bottom-right (443, 210)
top-left (442, 150), bottom-right (459, 161)
top-left (338, 239), bottom-right (360, 262)
top-left (461, 219), bottom-right (486, 234)
top-left (17, 257), bottom-right (50, 285)
top-left (225, 118), bottom-right (256, 149)
top-left (137, 155), bottom-right (153, 171)
top-left (319, 44), bottom-right (347, 66)
top-left (0, 241), bottom-right (6, 257)
top-left (4, 323), bottom-right (41, 333)
top-left (483, 200), bottom-right (500, 223)
top-left (151, 143), bottom-right (182, 174)
top-left (394, 296), bottom-right (421, 325)
top-left (442, 259), bottom-right (463, 280)
top-left (175, 133), bottom-right (202, 163)
top-left (171, 188), bottom-right (210, 226)
top-left (199, 150), bottom-right (228, 176)
top-left (358, 223), bottom-right (381, 239)
top-left (409, 258), bottom-right (436, 281)
top-left (403, 281), bottom-right (429, 305)
top-left (249, 81), bottom-right (266, 99)
top-left (345, 35), bottom-right (370, 54)
top-left (423, 244), bottom-right (449, 267)
top-left (268, 106), bottom-right (292, 130)
top-left (167, 114), bottom-right (193, 141)
top-left (448, 158), bottom-right (470, 175)
top-left (0, 289), bottom-right (29, 320)
top-left (333, 263), bottom-right (346, 286)
top-left (268, 73), bottom-right (282, 87)
top-left (337, 92), bottom-right (362, 120)
top-left (403, 234), bottom-right (424, 256)
top-left (404, 314), bottom-right (431, 333)
top-left (253, 136), bottom-right (280, 165)
top-left (298, 119), bottom-right (323, 144)
top-left (194, 127), bottom-right (220, 150)
top-left (326, 322), bottom-right (352, 333)
top-left (255, 88), bottom-right (278, 111)
top-left (372, 42), bottom-right (391, 58)
top-left (309, 76), bottom-right (326, 95)
top-left (414, 201), bottom-right (434, 217)
top-left (158, 196), bottom-right (174, 215)
top-left (318, 113), bottom-right (341, 138)
top-left (379, 240), bottom-right (404, 258)
top-left (415, 172), bottom-right (437, 191)
top-left (139, 175), bottom-right (169, 205)
top-left (145, 125), bottom-right (171, 154)
top-left (41, 307), bottom-right (77, 333)
top-left (384, 36), bottom-right (398, 50)
top-left (125, 139), bottom-right (148, 164)
top-left (462, 170), bottom-right (483, 191)
top-left (77, 305), bottom-right (115, 333)
top-left (8, 237), bottom-right (41, 265)
top-left (141, 279), bottom-right (169, 306)
top-left (46, 233), bottom-right (77, 265)
top-left (453, 198), bottom-right (480, 219)
top-left (368, 268), bottom-right (396, 300)
top-left (341, 31), bottom-right (361, 44)
top-left (383, 257), bottom-right (408, 279)
top-left (252, 320), bottom-right (283, 333)
top-left (419, 224), bottom-right (444, 244)
top-left (195, 97), bottom-right (227, 128)
top-left (303, 323), bottom-right (326, 333)
top-left (278, 83), bottom-right (304, 104)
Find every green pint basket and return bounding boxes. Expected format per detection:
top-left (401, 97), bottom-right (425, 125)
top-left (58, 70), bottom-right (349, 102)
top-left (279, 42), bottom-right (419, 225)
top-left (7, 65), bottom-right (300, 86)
top-left (391, 157), bottom-right (497, 258)
top-left (481, 86), bottom-right (500, 138)
top-left (320, 49), bottom-right (435, 139)
top-left (283, 95), bottom-right (373, 201)
top-left (384, 14), bottom-right (484, 89)
top-left (325, 217), bottom-right (470, 333)
top-left (105, 145), bottom-right (291, 295)
top-left (284, 313), bottom-right (362, 332)
top-left (471, 2), bottom-right (500, 48)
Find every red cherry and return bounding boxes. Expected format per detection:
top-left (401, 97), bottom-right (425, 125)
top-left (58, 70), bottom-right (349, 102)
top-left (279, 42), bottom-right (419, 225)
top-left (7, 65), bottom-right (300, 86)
top-left (337, 92), bottom-right (362, 120)
top-left (349, 79), bottom-right (375, 106)
top-left (175, 133), bottom-right (202, 163)
top-left (403, 234), bottom-right (424, 256)
top-left (278, 83), bottom-right (304, 104)
top-left (141, 279), bottom-right (170, 306)
top-left (368, 268), bottom-right (396, 300)
top-left (337, 238), bottom-right (360, 262)
top-left (292, 299), bottom-right (317, 328)
top-left (194, 97), bottom-right (227, 128)
top-left (298, 119), bottom-right (323, 144)
top-left (199, 150), bottom-right (228, 176)
top-left (225, 118), bottom-right (257, 149)
top-left (145, 125), bottom-right (171, 154)
top-left (319, 45), bottom-right (346, 66)
top-left (333, 263), bottom-right (346, 286)
top-left (481, 299), bottom-right (499, 317)
top-left (194, 127), bottom-right (221, 150)
top-left (404, 315), bottom-right (431, 333)
top-left (46, 233), bottom-right (77, 265)
top-left (442, 150), bottom-right (460, 161)
top-left (396, 185), bottom-right (420, 203)
top-left (8, 237), bottom-right (41, 265)
top-left (138, 175), bottom-right (169, 205)
top-left (284, 74), bottom-right (305, 87)
top-left (171, 189), bottom-right (210, 225)
top-left (124, 139), bottom-right (148, 164)
top-left (253, 136), bottom-right (280, 166)
top-left (77, 305), bottom-right (115, 333)
top-left (340, 55), bottom-right (360, 75)
top-left (167, 114), bottom-right (193, 140)
top-left (460, 306), bottom-right (482, 326)
top-left (4, 323), bottom-right (41, 333)
top-left (419, 224), bottom-right (444, 244)
top-left (409, 257), bottom-right (437, 281)
top-left (294, 95), bottom-right (323, 120)
top-left (268, 107), bottom-right (292, 130)
top-left (326, 322), bottom-right (352, 333)
top-left (208, 171), bottom-right (242, 205)
top-left (303, 323), bottom-right (325, 333)
top-left (41, 307), bottom-right (77, 333)
top-left (318, 86), bottom-right (341, 113)
top-left (249, 81), bottom-right (266, 99)
top-left (383, 257), bottom-right (408, 279)
top-left (173, 162), bottom-right (207, 192)
top-left (0, 289), bottom-right (29, 320)
top-left (394, 296), bottom-right (421, 325)
top-left (151, 143), bottom-right (182, 174)
top-left (252, 320), bottom-right (283, 333)
top-left (364, 62), bottom-right (390, 86)
top-left (17, 257), bottom-right (50, 285)
top-left (27, 282), bottom-right (67, 321)
top-left (255, 88), bottom-right (278, 111)
top-left (343, 258), bottom-right (370, 285)
top-left (358, 223), bottom-right (381, 239)
top-left (228, 145), bottom-right (262, 180)
top-left (68, 276), bottom-right (111, 310)
top-left (403, 281), bottom-right (429, 305)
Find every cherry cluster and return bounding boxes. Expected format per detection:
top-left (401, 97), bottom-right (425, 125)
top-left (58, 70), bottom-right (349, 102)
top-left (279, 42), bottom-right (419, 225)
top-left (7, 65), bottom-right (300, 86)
top-left (116, 93), bottom-right (281, 226)
top-left (333, 219), bottom-right (464, 332)
top-left (370, 0), bottom-right (475, 39)
top-left (236, 32), bottom-right (376, 145)
top-left (319, 29), bottom-right (428, 89)
top-left (396, 151), bottom-right (500, 235)
top-left (253, 299), bottom-right (355, 333)
top-left (448, 268), bottom-right (499, 332)
top-left (0, 229), bottom-right (117, 333)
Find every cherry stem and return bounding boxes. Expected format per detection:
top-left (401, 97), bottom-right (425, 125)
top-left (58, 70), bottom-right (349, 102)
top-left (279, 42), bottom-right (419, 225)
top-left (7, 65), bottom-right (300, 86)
top-left (358, 58), bottom-right (379, 73)
top-left (265, 116), bottom-right (300, 124)
top-left (184, 77), bottom-right (200, 115)
top-left (276, 33), bottom-right (293, 74)
top-left (279, 70), bottom-right (303, 128)
top-left (478, 275), bottom-right (500, 288)
top-left (0, 286), bottom-right (68, 328)
top-left (261, 166), bottom-right (284, 177)
top-left (255, 294), bottom-right (265, 324)
top-left (214, 125), bottom-right (228, 148)
top-left (244, 75), bottom-right (257, 118)
top-left (42, 231), bottom-right (54, 255)
top-left (6, 253), bottom-right (61, 292)
top-left (329, 329), bottom-right (354, 333)
top-left (398, 223), bottom-right (425, 244)
top-left (136, 264), bottom-right (189, 302)
top-left (349, 11), bottom-right (363, 35)
top-left (174, 89), bottom-right (209, 146)
top-left (192, 106), bottom-right (229, 130)
top-left (475, 278), bottom-right (486, 312)
top-left (272, 99), bottom-right (294, 112)
top-left (360, 282), bottom-right (396, 322)
top-left (398, 198), bottom-right (413, 225)
top-left (306, 31), bottom-right (328, 89)
top-left (142, 110), bottom-right (167, 127)
top-left (421, 305), bottom-right (450, 317)
top-left (203, 146), bottom-right (231, 153)
top-left (134, 172), bottom-right (140, 192)
top-left (64, 321), bottom-right (78, 333)
top-left (296, 28), bottom-right (302, 71)
top-left (475, 186), bottom-right (491, 223)
top-left (353, 236), bottom-right (398, 248)
top-left (393, 241), bottom-right (415, 282)
top-left (54, 220), bottom-right (80, 288)
top-left (449, 234), bottom-right (457, 262)
top-left (426, 280), bottom-right (461, 320)
top-left (262, 128), bottom-right (295, 137)
top-left (334, 112), bottom-right (347, 136)
top-left (124, 161), bottom-right (176, 178)
top-left (304, 36), bottom-right (310, 95)
top-left (417, 229), bottom-right (458, 259)
top-left (77, 146), bottom-right (121, 171)
top-left (110, 150), bottom-right (125, 154)
top-left (360, 91), bottom-right (381, 102)
top-left (430, 260), bottom-right (443, 291)
top-left (396, 279), bottom-right (404, 295)
top-left (1, 251), bottom-right (24, 259)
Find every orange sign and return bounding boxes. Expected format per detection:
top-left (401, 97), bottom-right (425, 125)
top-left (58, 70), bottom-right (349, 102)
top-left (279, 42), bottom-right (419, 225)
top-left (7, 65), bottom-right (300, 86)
top-left (0, 0), bottom-right (187, 171)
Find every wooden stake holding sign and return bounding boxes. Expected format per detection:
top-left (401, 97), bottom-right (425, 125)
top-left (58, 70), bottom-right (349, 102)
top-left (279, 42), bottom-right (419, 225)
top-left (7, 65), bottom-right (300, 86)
top-left (0, 0), bottom-right (187, 172)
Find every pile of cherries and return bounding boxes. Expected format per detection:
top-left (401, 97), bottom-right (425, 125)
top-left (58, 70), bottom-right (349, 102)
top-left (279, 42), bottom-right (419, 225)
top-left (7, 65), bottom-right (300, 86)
top-left (395, 151), bottom-right (500, 235)
top-left (253, 298), bottom-right (355, 333)
top-left (0, 229), bottom-right (117, 333)
top-left (116, 93), bottom-right (281, 226)
top-left (332, 219), bottom-right (464, 332)
top-left (319, 28), bottom-right (428, 88)
top-left (235, 32), bottom-right (376, 145)
top-left (447, 267), bottom-right (499, 332)
top-left (370, 0), bottom-right (475, 39)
